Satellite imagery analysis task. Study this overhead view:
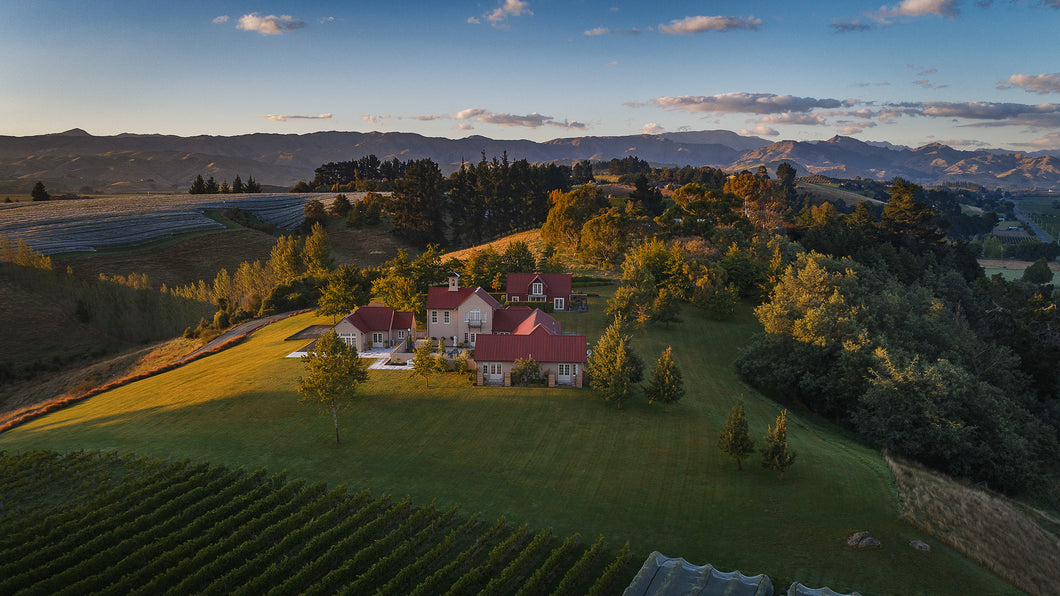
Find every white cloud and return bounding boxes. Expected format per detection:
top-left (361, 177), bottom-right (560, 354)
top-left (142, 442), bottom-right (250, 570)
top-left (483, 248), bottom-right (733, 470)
top-left (455, 108), bottom-right (487, 120)
top-left (836, 121), bottom-right (878, 135)
top-left (467, 16), bottom-right (481, 24)
top-left (320, 16), bottom-right (336, 24)
top-left (878, 0), bottom-right (959, 18)
top-left (457, 123), bottom-right (474, 130)
top-left (454, 108), bottom-right (585, 129)
top-left (740, 124), bottom-right (779, 137)
top-left (361, 114), bottom-right (391, 124)
top-left (759, 113), bottom-right (828, 126)
top-left (407, 114), bottom-right (440, 121)
top-left (1000, 73), bottom-right (1060, 94)
top-left (652, 93), bottom-right (845, 115)
top-left (640, 123), bottom-right (665, 135)
top-left (263, 113), bottom-right (332, 122)
top-left (482, 0), bottom-right (532, 27)
top-left (237, 13), bottom-right (306, 35)
top-left (659, 15), bottom-right (761, 34)
top-left (213, 15), bottom-right (230, 24)
top-left (584, 27), bottom-right (640, 36)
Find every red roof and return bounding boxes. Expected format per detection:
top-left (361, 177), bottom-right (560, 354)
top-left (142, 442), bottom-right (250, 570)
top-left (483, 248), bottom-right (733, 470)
top-left (506, 273), bottom-right (573, 297)
top-left (426, 286), bottom-right (501, 310)
top-left (493, 306), bottom-right (561, 334)
top-left (342, 305), bottom-right (414, 333)
top-left (475, 326), bottom-right (587, 363)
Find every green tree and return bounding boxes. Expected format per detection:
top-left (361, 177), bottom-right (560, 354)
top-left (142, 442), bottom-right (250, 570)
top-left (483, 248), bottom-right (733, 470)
top-left (718, 400), bottom-right (755, 470)
top-left (318, 265), bottom-right (372, 321)
top-left (644, 346), bottom-right (684, 412)
top-left (761, 409), bottom-right (796, 478)
top-left (220, 180), bottom-right (231, 194)
top-left (1022, 257), bottom-right (1054, 285)
top-left (231, 175), bottom-right (244, 194)
top-left (411, 338), bottom-right (444, 387)
top-left (578, 209), bottom-right (628, 269)
top-left (586, 316), bottom-right (643, 408)
top-left (329, 194), bottom-right (352, 217)
top-left (189, 175), bottom-right (206, 194)
top-left (541, 186), bottom-right (605, 250)
top-left (651, 287), bottom-right (679, 328)
top-left (297, 330), bottom-right (369, 444)
top-left (267, 235), bottom-right (305, 284)
top-left (981, 235), bottom-right (1004, 259)
top-left (31, 181), bottom-right (50, 201)
top-left (302, 222), bottom-right (333, 276)
top-left (244, 176), bottom-right (262, 193)
top-left (303, 199), bottom-right (327, 229)
top-left (205, 176), bottom-right (220, 194)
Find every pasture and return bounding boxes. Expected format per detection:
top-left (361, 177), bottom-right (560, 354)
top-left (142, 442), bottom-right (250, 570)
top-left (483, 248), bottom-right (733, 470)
top-left (1016, 196), bottom-right (1060, 242)
top-left (0, 290), bottom-right (1018, 594)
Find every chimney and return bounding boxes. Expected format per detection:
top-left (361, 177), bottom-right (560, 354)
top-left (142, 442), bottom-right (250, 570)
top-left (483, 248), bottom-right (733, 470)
top-left (448, 272), bottom-right (460, 292)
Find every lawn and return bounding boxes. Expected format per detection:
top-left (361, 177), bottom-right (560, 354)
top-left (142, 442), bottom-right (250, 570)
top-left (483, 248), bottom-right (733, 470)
top-left (0, 289), bottom-right (1018, 594)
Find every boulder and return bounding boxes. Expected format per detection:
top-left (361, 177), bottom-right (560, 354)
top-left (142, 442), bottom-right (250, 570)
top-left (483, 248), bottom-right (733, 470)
top-left (909, 539), bottom-right (931, 552)
top-left (846, 531), bottom-right (882, 549)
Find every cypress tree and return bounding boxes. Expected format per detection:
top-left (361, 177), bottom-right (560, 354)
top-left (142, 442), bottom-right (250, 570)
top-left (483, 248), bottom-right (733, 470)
top-left (645, 346), bottom-right (684, 412)
top-left (761, 409), bottom-right (796, 478)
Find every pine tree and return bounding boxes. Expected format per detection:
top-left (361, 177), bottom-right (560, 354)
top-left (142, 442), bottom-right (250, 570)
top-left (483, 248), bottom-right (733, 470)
top-left (761, 409), bottom-right (796, 478)
top-left (232, 175), bottom-right (244, 194)
top-left (586, 315), bottom-right (644, 406)
top-left (718, 400), bottom-right (755, 470)
top-left (302, 222), bottom-right (333, 276)
top-left (645, 346), bottom-right (684, 412)
top-left (189, 174), bottom-right (206, 194)
top-left (31, 181), bottom-right (50, 201)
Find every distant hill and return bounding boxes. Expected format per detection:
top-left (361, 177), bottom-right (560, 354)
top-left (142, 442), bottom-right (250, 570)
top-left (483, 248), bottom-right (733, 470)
top-left (2, 129), bottom-right (1060, 193)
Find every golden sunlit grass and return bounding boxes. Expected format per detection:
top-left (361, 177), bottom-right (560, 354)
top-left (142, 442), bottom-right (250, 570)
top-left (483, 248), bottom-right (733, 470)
top-left (886, 454), bottom-right (1060, 596)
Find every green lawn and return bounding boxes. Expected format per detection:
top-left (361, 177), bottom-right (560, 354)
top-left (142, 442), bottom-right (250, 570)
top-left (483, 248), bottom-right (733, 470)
top-left (0, 289), bottom-right (1017, 594)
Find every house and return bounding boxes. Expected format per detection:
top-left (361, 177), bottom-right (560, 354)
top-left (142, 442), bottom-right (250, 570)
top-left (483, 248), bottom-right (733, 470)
top-left (505, 272), bottom-right (586, 312)
top-left (334, 303), bottom-right (416, 353)
top-left (425, 273), bottom-right (502, 348)
top-left (474, 325), bottom-right (586, 387)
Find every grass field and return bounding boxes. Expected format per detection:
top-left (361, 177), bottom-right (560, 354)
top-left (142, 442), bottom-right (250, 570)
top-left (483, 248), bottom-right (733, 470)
top-left (796, 182), bottom-right (884, 207)
top-left (0, 287), bottom-right (1018, 594)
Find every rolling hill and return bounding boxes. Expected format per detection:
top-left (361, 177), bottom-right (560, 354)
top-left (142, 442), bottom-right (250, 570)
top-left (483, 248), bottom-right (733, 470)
top-left (4, 128), bottom-right (1060, 194)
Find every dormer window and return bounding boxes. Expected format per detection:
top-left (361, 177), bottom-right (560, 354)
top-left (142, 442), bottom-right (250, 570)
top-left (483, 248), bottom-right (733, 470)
top-left (531, 282), bottom-right (543, 296)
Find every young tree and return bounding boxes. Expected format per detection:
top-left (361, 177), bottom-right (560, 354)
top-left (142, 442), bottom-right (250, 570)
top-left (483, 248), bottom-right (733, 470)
top-left (651, 287), bottom-right (679, 328)
top-left (761, 409), bottom-right (796, 478)
top-left (31, 181), bottom-right (50, 201)
top-left (718, 400), bottom-right (755, 470)
top-left (411, 338), bottom-right (443, 388)
top-left (297, 330), bottom-right (369, 444)
top-left (644, 346), bottom-right (684, 412)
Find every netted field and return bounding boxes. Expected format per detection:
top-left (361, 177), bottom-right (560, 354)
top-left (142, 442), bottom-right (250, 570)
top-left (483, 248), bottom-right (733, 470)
top-left (0, 193), bottom-right (341, 255)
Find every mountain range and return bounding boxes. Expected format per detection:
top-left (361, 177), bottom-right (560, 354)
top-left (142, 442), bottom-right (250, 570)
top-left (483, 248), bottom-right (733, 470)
top-left (3, 128), bottom-right (1060, 194)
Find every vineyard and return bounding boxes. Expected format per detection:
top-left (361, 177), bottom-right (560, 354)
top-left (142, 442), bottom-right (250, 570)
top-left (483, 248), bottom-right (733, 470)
top-left (0, 450), bottom-right (634, 595)
top-left (0, 193), bottom-right (341, 255)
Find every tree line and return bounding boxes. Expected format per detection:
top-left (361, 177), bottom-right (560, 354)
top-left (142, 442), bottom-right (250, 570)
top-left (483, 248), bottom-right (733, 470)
top-left (188, 174), bottom-right (262, 195)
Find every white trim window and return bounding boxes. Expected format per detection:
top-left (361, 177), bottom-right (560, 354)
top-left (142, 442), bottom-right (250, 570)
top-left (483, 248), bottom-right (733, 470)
top-left (372, 332), bottom-right (384, 344)
top-left (531, 282), bottom-right (543, 296)
top-left (511, 295), bottom-right (519, 301)
top-left (554, 297), bottom-right (565, 311)
top-left (431, 310), bottom-right (438, 324)
top-left (397, 330), bottom-right (406, 339)
top-left (443, 311), bottom-right (450, 324)
top-left (470, 332), bottom-right (477, 346)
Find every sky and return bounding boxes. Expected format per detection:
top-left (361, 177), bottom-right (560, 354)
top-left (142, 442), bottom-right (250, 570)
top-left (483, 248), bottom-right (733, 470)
top-left (3, 0), bottom-right (1060, 151)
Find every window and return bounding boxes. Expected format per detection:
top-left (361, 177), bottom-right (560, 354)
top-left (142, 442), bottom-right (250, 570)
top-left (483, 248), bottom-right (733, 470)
top-left (559, 364), bottom-right (570, 376)
top-left (470, 332), bottom-right (476, 346)
top-left (554, 297), bottom-right (565, 311)
top-left (532, 282), bottom-right (543, 295)
top-left (397, 330), bottom-right (405, 339)
top-left (469, 308), bottom-right (480, 323)
top-left (431, 311), bottom-right (438, 324)
top-left (511, 296), bottom-right (519, 301)
top-left (464, 333), bottom-right (468, 343)
top-left (443, 311), bottom-right (450, 324)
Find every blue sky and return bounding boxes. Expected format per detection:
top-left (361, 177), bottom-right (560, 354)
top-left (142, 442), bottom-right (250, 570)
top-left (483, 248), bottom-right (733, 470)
top-left (4, 0), bottom-right (1060, 150)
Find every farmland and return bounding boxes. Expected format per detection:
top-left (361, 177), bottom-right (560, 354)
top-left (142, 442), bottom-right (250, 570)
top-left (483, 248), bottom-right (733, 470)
top-left (0, 450), bottom-right (632, 595)
top-left (0, 292), bottom-right (1020, 594)
top-left (0, 193), bottom-right (339, 255)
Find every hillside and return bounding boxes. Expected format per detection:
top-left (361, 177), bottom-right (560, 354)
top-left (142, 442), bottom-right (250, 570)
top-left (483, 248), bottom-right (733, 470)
top-left (0, 293), bottom-right (1021, 594)
top-left (5, 128), bottom-right (1060, 194)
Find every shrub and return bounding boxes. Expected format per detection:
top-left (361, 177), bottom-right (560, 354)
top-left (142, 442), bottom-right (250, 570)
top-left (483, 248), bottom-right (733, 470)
top-left (511, 358), bottom-right (544, 386)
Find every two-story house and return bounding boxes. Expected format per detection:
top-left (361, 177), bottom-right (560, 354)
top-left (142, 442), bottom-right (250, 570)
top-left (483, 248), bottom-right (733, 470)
top-left (425, 273), bottom-right (502, 348)
top-left (505, 273), bottom-right (574, 312)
